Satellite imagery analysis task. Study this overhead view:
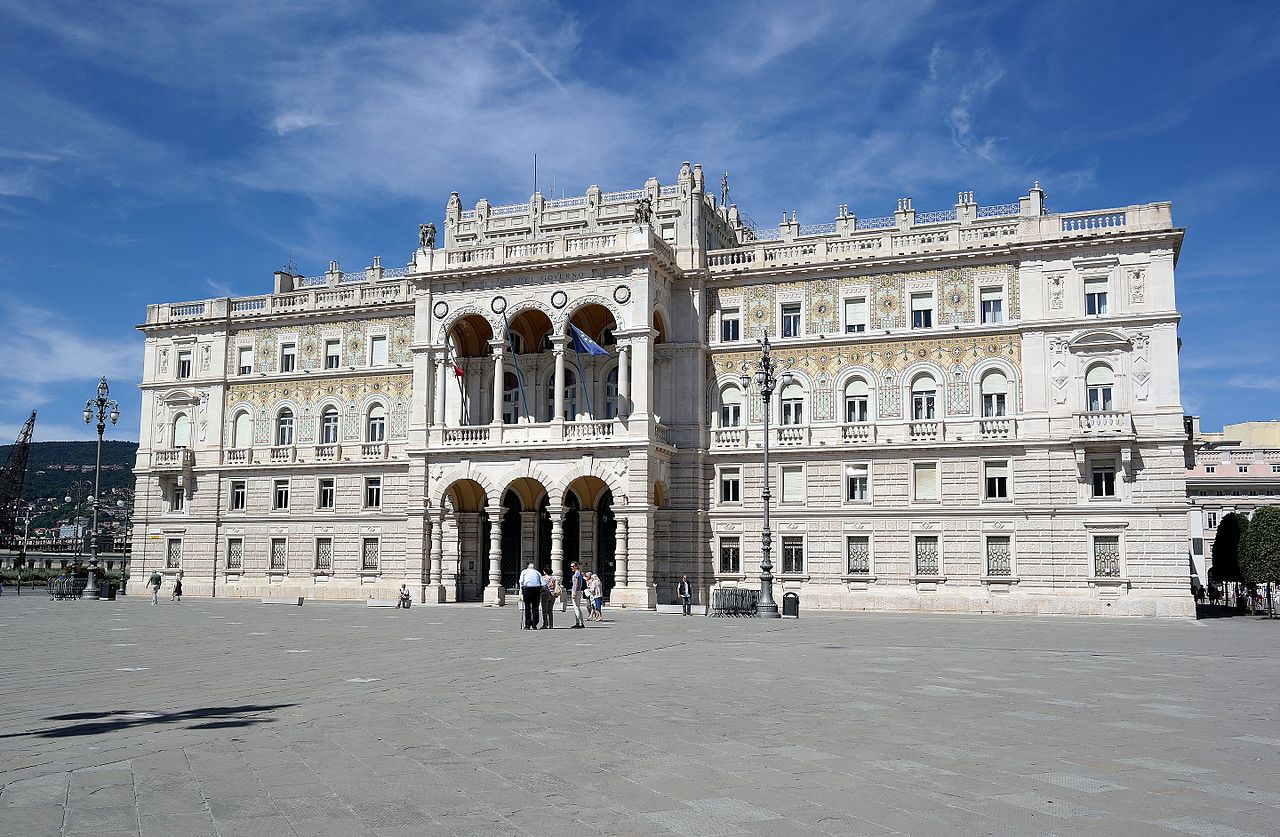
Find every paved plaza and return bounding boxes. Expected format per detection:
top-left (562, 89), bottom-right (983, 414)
top-left (1, 597), bottom-right (1277, 837)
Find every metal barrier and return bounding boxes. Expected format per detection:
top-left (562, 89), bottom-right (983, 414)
top-left (47, 578), bottom-right (88, 600)
top-left (710, 587), bottom-right (760, 617)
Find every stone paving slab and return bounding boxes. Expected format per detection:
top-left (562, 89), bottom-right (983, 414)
top-left (2, 596), bottom-right (1279, 835)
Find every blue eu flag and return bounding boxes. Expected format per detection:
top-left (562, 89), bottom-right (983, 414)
top-left (569, 324), bottom-right (609, 356)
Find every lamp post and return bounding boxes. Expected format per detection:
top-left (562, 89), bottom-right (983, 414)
top-left (64, 479), bottom-right (93, 564)
top-left (117, 498), bottom-right (132, 594)
top-left (740, 333), bottom-right (792, 619)
top-left (82, 377), bottom-right (120, 600)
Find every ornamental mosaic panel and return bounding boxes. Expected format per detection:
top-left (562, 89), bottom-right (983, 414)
top-left (747, 285), bottom-right (774, 339)
top-left (229, 315), bottom-right (413, 373)
top-left (226, 374), bottom-right (413, 442)
top-left (806, 278), bottom-right (836, 334)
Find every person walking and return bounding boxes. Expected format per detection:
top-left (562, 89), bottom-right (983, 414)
top-left (518, 562), bottom-right (543, 630)
top-left (678, 574), bottom-right (692, 616)
top-left (148, 570), bottom-right (162, 605)
top-left (541, 566), bottom-right (559, 629)
top-left (570, 562), bottom-right (586, 628)
top-left (588, 572), bottom-right (604, 621)
top-left (171, 575), bottom-right (183, 603)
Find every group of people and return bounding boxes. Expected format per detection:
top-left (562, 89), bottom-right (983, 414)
top-left (147, 570), bottom-right (181, 604)
top-left (518, 560), bottom-right (604, 630)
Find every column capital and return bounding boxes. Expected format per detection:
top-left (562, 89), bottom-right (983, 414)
top-left (613, 327), bottom-right (656, 341)
top-left (549, 334), bottom-right (569, 351)
top-left (489, 338), bottom-right (506, 355)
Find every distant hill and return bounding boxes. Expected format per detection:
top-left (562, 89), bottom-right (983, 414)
top-left (0, 440), bottom-right (138, 501)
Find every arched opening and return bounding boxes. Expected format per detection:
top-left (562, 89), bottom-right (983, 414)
top-left (276, 407), bottom-right (295, 446)
top-left (564, 475), bottom-right (615, 597)
top-left (445, 315), bottom-right (493, 427)
top-left (500, 477), bottom-right (550, 589)
top-left (911, 375), bottom-right (937, 420)
top-left (653, 479), bottom-right (670, 595)
top-left (843, 378), bottom-right (870, 424)
top-left (507, 309), bottom-right (553, 355)
top-left (652, 310), bottom-right (669, 344)
top-left (1085, 364), bottom-right (1115, 412)
top-left (779, 381), bottom-right (805, 425)
top-left (172, 412), bottom-right (190, 448)
top-left (444, 478), bottom-right (488, 602)
top-left (447, 315), bottom-right (494, 358)
top-left (319, 405), bottom-right (339, 444)
top-left (980, 370), bottom-right (1009, 417)
top-left (719, 384), bottom-right (742, 428)
top-left (568, 303), bottom-right (618, 346)
top-left (366, 404), bottom-right (387, 442)
top-left (232, 410), bottom-right (252, 449)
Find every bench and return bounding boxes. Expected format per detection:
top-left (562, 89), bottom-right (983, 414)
top-left (366, 599), bottom-right (399, 608)
top-left (261, 597), bottom-right (304, 606)
top-left (656, 603), bottom-right (707, 615)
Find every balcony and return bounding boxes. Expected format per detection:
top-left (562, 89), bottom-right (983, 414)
top-left (269, 445), bottom-right (296, 464)
top-left (909, 420), bottom-right (944, 442)
top-left (841, 422), bottom-right (876, 444)
top-left (442, 427), bottom-right (491, 446)
top-left (152, 448), bottom-right (194, 471)
top-left (360, 442), bottom-right (387, 460)
top-left (775, 425), bottom-right (810, 446)
top-left (712, 428), bottom-right (747, 449)
top-left (978, 417), bottom-right (1016, 439)
top-left (223, 448), bottom-right (252, 466)
top-left (314, 444), bottom-right (341, 462)
top-left (1072, 410), bottom-right (1134, 443)
top-left (564, 419), bottom-right (615, 441)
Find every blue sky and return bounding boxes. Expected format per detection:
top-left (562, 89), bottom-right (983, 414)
top-left (1, 1), bottom-right (1278, 442)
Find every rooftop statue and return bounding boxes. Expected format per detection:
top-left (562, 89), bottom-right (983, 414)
top-left (419, 223), bottom-right (436, 251)
top-left (633, 196), bottom-right (653, 225)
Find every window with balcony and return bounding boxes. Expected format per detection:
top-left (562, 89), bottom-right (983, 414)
top-left (172, 412), bottom-right (190, 448)
top-left (362, 537), bottom-right (380, 571)
top-left (364, 476), bottom-right (382, 509)
top-left (845, 464), bottom-right (869, 502)
top-left (779, 382), bottom-right (805, 425)
top-left (844, 378), bottom-right (870, 423)
top-left (780, 465), bottom-right (804, 503)
top-left (317, 477), bottom-right (335, 510)
top-left (226, 537), bottom-right (243, 570)
top-left (232, 411), bottom-right (252, 449)
top-left (320, 407), bottom-right (339, 444)
top-left (984, 461), bottom-right (1009, 500)
top-left (719, 467), bottom-right (741, 503)
top-left (846, 535), bottom-right (870, 574)
top-left (719, 536), bottom-right (741, 574)
top-left (780, 303), bottom-right (802, 338)
top-left (720, 307), bottom-right (741, 342)
top-left (324, 339), bottom-right (341, 369)
top-left (369, 335), bottom-right (388, 367)
top-left (177, 350), bottom-right (192, 380)
top-left (844, 297), bottom-right (867, 333)
top-left (280, 342), bottom-right (296, 372)
top-left (1085, 365), bottom-right (1114, 412)
top-left (366, 405), bottom-right (386, 442)
top-left (980, 287), bottom-right (1004, 324)
top-left (719, 386), bottom-right (742, 428)
top-left (276, 408), bottom-right (294, 446)
top-left (273, 478), bottom-right (290, 510)
top-left (981, 371), bottom-right (1008, 417)
top-left (911, 376), bottom-right (937, 420)
top-left (238, 346), bottom-right (253, 376)
top-left (314, 537), bottom-right (333, 571)
top-left (914, 536), bottom-right (939, 575)
top-left (1085, 277), bottom-right (1108, 315)
top-left (229, 480), bottom-right (246, 511)
top-left (781, 536), bottom-right (804, 573)
top-left (1091, 459), bottom-right (1116, 498)
top-left (913, 462), bottom-right (938, 501)
top-left (269, 537), bottom-right (287, 571)
top-left (911, 292), bottom-right (933, 329)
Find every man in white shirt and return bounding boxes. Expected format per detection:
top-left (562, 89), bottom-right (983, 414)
top-left (518, 562), bottom-right (543, 630)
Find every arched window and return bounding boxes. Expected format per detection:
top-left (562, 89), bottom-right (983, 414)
top-left (366, 404), bottom-right (387, 442)
top-left (546, 371), bottom-right (578, 421)
top-left (980, 371), bottom-right (1009, 417)
top-left (276, 408), bottom-right (295, 446)
top-left (509, 333), bottom-right (526, 355)
top-left (844, 378), bottom-right (870, 423)
top-left (604, 367), bottom-right (619, 419)
top-left (502, 371), bottom-right (522, 424)
top-left (719, 385), bottom-right (742, 428)
top-left (232, 411), bottom-right (252, 449)
top-left (172, 413), bottom-right (190, 448)
top-left (1086, 365), bottom-right (1114, 412)
top-left (319, 406), bottom-right (339, 444)
top-left (780, 381), bottom-right (805, 426)
top-left (911, 375), bottom-right (937, 420)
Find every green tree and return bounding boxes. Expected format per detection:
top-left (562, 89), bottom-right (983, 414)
top-left (1212, 512), bottom-right (1247, 584)
top-left (1240, 506), bottom-right (1280, 586)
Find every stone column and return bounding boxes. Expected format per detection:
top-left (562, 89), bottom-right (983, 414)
top-left (424, 513), bottom-right (446, 602)
top-left (549, 504), bottom-right (564, 580)
top-left (608, 508), bottom-right (656, 608)
top-left (617, 343), bottom-right (631, 418)
top-left (617, 517), bottom-right (630, 586)
top-left (551, 336), bottom-right (567, 424)
top-left (485, 509), bottom-right (504, 605)
top-left (430, 512), bottom-right (444, 585)
top-left (490, 339), bottom-right (505, 427)
top-left (434, 357), bottom-right (448, 426)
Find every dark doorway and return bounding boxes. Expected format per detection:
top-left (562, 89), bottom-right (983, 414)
top-left (563, 491), bottom-right (580, 581)
top-left (500, 491), bottom-right (522, 590)
top-left (597, 489), bottom-right (616, 597)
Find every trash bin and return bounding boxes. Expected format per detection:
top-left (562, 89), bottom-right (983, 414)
top-left (782, 591), bottom-right (799, 619)
top-left (102, 582), bottom-right (117, 601)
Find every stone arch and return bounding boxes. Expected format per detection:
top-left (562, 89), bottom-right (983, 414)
top-left (491, 462), bottom-right (558, 504)
top-left (554, 463), bottom-right (628, 508)
top-left (440, 306), bottom-right (499, 353)
top-left (505, 303), bottom-right (555, 354)
top-left (432, 465), bottom-right (499, 509)
top-left (971, 357), bottom-right (1020, 414)
top-left (901, 361), bottom-right (946, 419)
top-left (560, 294), bottom-right (625, 336)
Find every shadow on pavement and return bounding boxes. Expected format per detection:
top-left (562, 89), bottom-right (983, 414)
top-left (2, 703), bottom-right (296, 739)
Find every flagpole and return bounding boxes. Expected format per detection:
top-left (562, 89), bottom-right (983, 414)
top-left (503, 313), bottom-right (530, 420)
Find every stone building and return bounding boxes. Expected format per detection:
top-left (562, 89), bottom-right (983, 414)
top-left (130, 163), bottom-right (1193, 616)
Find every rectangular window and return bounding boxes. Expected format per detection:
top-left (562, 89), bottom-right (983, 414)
top-left (845, 464), bottom-right (869, 502)
top-left (984, 461), bottom-right (1009, 500)
top-left (781, 536), bottom-right (804, 574)
top-left (913, 462), bottom-right (938, 501)
top-left (1206, 511), bottom-right (1219, 529)
top-left (781, 303), bottom-right (802, 338)
top-left (226, 537), bottom-right (243, 570)
top-left (846, 535), bottom-right (870, 574)
top-left (720, 308), bottom-right (741, 342)
top-left (280, 342), bottom-right (297, 372)
top-left (238, 346), bottom-right (253, 376)
top-left (720, 402), bottom-right (741, 428)
top-left (719, 467), bottom-right (741, 503)
top-left (1091, 460), bottom-right (1116, 498)
top-left (270, 537), bottom-right (287, 571)
top-left (317, 477), bottom-right (335, 509)
top-left (369, 335), bottom-right (388, 367)
top-left (780, 465), bottom-right (804, 503)
top-left (314, 537), bottom-right (333, 571)
top-left (1093, 535), bottom-right (1121, 577)
top-left (176, 350), bottom-right (192, 380)
top-left (1238, 465), bottom-right (1249, 474)
top-left (364, 476), bottom-right (382, 509)
top-left (844, 297), bottom-right (867, 333)
top-left (660, 223), bottom-right (676, 243)
top-left (719, 536), bottom-right (741, 574)
top-left (914, 536), bottom-right (939, 575)
top-left (169, 480), bottom-right (185, 512)
top-left (1273, 465), bottom-right (1280, 474)
top-left (324, 339), bottom-right (341, 369)
top-left (273, 479), bottom-right (290, 510)
top-left (361, 537), bottom-right (380, 571)
top-left (1084, 278), bottom-right (1108, 315)
top-left (781, 396), bottom-right (804, 426)
top-left (845, 394), bottom-right (869, 423)
top-left (1205, 465), bottom-right (1216, 474)
top-left (229, 480), bottom-right (246, 511)
top-left (980, 287), bottom-right (1004, 324)
top-left (166, 538), bottom-right (182, 569)
top-left (911, 293), bottom-right (933, 329)
top-left (986, 536), bottom-right (1012, 576)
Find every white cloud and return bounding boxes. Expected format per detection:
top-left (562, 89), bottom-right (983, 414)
top-left (0, 297), bottom-right (140, 400)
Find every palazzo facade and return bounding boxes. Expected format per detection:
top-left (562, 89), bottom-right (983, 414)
top-left (130, 163), bottom-right (1194, 616)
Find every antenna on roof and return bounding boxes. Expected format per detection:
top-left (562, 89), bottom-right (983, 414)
top-left (283, 252), bottom-right (298, 275)
top-left (533, 153), bottom-right (538, 198)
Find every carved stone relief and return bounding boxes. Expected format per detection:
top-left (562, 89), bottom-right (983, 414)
top-left (1128, 267), bottom-right (1146, 305)
top-left (1048, 273), bottom-right (1065, 310)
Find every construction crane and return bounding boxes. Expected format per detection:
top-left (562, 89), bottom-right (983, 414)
top-left (0, 411), bottom-right (36, 550)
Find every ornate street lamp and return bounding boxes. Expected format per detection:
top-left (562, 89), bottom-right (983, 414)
top-left (740, 333), bottom-right (792, 618)
top-left (82, 377), bottom-right (120, 600)
top-left (65, 479), bottom-right (93, 565)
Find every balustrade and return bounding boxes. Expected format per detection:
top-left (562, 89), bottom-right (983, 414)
top-left (712, 428), bottom-right (746, 449)
top-left (841, 422), bottom-right (875, 443)
top-left (442, 427), bottom-right (491, 445)
top-left (775, 426), bottom-right (809, 446)
top-left (909, 421), bottom-right (943, 442)
top-left (360, 442), bottom-right (387, 460)
top-left (978, 417), bottom-right (1015, 439)
top-left (1074, 411), bottom-right (1132, 434)
top-left (564, 420), bottom-right (614, 441)
top-left (313, 444), bottom-right (340, 462)
top-left (152, 448), bottom-right (194, 469)
top-left (223, 448), bottom-right (251, 465)
top-left (269, 445), bottom-right (295, 463)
